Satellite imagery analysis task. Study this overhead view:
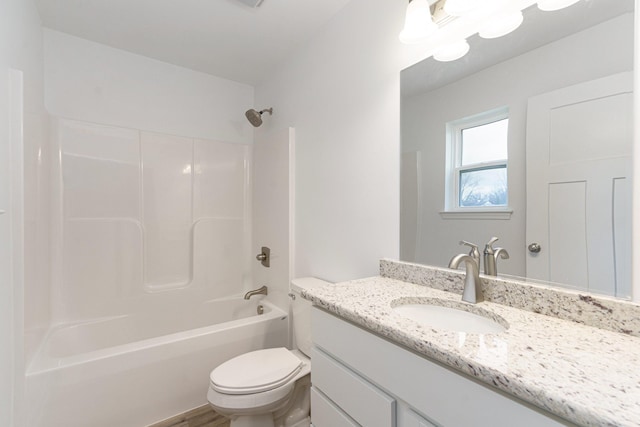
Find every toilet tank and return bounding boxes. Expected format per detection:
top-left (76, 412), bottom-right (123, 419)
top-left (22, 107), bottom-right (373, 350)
top-left (290, 277), bottom-right (331, 357)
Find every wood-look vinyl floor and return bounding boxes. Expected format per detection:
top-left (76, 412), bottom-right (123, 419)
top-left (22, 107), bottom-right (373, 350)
top-left (147, 405), bottom-right (230, 427)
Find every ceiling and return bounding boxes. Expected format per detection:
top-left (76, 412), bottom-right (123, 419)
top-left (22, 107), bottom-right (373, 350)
top-left (35, 0), bottom-right (353, 86)
top-left (402, 0), bottom-right (635, 98)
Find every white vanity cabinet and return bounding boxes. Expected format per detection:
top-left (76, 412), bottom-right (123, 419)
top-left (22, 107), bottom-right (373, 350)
top-left (310, 307), bottom-right (574, 427)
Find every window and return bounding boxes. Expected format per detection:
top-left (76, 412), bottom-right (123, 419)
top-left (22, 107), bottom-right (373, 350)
top-left (444, 108), bottom-right (511, 218)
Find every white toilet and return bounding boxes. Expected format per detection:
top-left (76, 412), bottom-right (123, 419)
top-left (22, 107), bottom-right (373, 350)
top-left (207, 277), bottom-right (328, 427)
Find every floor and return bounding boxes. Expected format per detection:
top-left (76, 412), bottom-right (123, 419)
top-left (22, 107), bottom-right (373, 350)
top-left (148, 405), bottom-right (230, 427)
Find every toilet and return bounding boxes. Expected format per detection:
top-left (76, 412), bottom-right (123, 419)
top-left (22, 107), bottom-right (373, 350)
top-left (207, 277), bottom-right (329, 427)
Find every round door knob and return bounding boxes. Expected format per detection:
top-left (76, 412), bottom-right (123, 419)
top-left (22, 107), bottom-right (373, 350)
top-left (528, 243), bottom-right (541, 253)
top-left (256, 253), bottom-right (267, 261)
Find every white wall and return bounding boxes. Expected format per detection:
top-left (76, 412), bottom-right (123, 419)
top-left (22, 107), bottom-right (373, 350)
top-left (401, 13), bottom-right (634, 277)
top-left (254, 0), bottom-right (404, 282)
top-left (44, 29), bottom-right (254, 143)
top-left (0, 0), bottom-right (45, 425)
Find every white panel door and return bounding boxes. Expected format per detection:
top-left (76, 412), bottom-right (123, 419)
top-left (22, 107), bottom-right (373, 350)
top-left (526, 72), bottom-right (633, 297)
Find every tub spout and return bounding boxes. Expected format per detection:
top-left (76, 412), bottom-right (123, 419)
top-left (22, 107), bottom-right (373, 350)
top-left (244, 285), bottom-right (268, 300)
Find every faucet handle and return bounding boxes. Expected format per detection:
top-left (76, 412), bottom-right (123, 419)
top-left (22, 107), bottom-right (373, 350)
top-left (484, 236), bottom-right (499, 252)
top-left (459, 240), bottom-right (477, 249)
top-left (459, 240), bottom-right (480, 265)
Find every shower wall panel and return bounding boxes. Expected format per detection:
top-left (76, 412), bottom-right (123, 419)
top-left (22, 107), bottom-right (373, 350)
top-left (192, 138), bottom-right (250, 297)
top-left (141, 132), bottom-right (193, 291)
top-left (53, 118), bottom-right (250, 324)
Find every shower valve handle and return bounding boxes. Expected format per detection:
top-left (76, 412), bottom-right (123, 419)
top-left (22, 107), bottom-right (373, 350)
top-left (256, 246), bottom-right (270, 268)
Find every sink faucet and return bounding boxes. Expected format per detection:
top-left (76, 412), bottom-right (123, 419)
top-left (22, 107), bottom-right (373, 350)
top-left (448, 254), bottom-right (484, 303)
top-left (244, 285), bottom-right (268, 300)
top-left (483, 237), bottom-right (510, 276)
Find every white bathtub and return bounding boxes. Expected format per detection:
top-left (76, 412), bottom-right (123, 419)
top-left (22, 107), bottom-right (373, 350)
top-left (25, 297), bottom-right (288, 427)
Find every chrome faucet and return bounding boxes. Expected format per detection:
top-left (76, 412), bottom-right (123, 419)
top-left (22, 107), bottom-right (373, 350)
top-left (244, 285), bottom-right (268, 300)
top-left (448, 254), bottom-right (484, 303)
top-left (483, 237), bottom-right (510, 276)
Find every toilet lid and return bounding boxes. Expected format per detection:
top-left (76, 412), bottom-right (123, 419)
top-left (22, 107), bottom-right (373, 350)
top-left (210, 347), bottom-right (303, 395)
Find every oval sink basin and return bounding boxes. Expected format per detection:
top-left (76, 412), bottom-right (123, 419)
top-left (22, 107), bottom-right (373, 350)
top-left (393, 303), bottom-right (507, 334)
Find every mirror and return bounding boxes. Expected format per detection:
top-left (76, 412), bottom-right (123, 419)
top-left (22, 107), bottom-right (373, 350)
top-left (400, 0), bottom-right (634, 298)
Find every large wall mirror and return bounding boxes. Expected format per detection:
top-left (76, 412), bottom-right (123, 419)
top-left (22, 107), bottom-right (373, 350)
top-left (400, 0), bottom-right (634, 299)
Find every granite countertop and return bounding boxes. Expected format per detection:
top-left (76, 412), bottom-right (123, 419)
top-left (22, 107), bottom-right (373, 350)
top-left (297, 276), bottom-right (640, 427)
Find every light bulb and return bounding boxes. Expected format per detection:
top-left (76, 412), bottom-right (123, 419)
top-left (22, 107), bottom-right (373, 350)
top-left (479, 10), bottom-right (523, 39)
top-left (537, 0), bottom-right (581, 11)
top-left (433, 40), bottom-right (470, 62)
top-left (399, 0), bottom-right (438, 44)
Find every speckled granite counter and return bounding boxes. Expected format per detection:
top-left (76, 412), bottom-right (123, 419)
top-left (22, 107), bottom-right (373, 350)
top-left (297, 262), bottom-right (640, 427)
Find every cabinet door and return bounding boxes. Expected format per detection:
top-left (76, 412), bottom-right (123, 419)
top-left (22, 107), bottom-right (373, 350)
top-left (310, 387), bottom-right (359, 427)
top-left (312, 307), bottom-right (573, 427)
top-left (399, 406), bottom-right (438, 427)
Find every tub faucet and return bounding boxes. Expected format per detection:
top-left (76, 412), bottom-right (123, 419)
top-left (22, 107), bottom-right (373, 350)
top-left (448, 254), bottom-right (484, 304)
top-left (483, 237), bottom-right (510, 276)
top-left (244, 285), bottom-right (268, 300)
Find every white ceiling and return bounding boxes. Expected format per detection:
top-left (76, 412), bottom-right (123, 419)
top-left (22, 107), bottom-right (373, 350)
top-left (35, 0), bottom-right (353, 86)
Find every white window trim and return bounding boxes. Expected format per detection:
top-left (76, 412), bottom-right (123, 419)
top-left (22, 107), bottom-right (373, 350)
top-left (444, 106), bottom-right (511, 219)
top-left (439, 209), bottom-right (513, 220)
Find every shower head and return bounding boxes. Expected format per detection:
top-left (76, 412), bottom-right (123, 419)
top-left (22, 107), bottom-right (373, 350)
top-left (245, 107), bottom-right (273, 127)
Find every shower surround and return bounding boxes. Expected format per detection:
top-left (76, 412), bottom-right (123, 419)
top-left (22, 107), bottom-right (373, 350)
top-left (52, 119), bottom-right (251, 323)
top-left (49, 118), bottom-right (252, 323)
top-left (23, 117), bottom-right (289, 427)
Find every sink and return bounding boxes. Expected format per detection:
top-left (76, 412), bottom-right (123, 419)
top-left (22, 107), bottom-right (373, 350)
top-left (392, 300), bottom-right (507, 334)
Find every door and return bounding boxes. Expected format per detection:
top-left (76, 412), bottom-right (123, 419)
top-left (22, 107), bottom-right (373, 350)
top-left (526, 72), bottom-right (632, 297)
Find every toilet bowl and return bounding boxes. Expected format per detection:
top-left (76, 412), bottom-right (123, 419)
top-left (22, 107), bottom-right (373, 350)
top-left (207, 277), bottom-right (329, 427)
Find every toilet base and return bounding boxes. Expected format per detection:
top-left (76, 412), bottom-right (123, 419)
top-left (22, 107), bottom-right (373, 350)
top-left (229, 414), bottom-right (310, 427)
top-left (221, 375), bottom-right (310, 427)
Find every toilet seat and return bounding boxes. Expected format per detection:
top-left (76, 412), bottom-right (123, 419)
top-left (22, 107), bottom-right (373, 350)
top-left (210, 347), bottom-right (303, 395)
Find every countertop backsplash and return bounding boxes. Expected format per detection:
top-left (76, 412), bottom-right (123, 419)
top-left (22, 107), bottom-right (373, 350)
top-left (380, 259), bottom-right (640, 337)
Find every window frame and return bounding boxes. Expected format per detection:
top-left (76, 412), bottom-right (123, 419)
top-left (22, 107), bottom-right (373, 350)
top-left (442, 107), bottom-right (512, 219)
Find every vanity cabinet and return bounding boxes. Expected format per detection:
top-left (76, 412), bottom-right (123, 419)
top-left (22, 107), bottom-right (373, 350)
top-left (310, 307), bottom-right (573, 427)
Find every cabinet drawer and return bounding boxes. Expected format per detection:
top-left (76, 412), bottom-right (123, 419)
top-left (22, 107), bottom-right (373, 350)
top-left (312, 347), bottom-right (395, 427)
top-left (310, 386), bottom-right (359, 427)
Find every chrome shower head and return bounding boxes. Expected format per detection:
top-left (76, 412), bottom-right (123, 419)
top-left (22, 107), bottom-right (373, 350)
top-left (245, 107), bottom-right (273, 127)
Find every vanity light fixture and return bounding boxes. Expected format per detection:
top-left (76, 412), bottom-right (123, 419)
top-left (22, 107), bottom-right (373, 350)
top-left (433, 39), bottom-right (470, 62)
top-left (399, 0), bottom-right (584, 61)
top-left (479, 10), bottom-right (524, 39)
top-left (399, 0), bottom-right (438, 44)
top-left (443, 0), bottom-right (476, 17)
top-left (537, 0), bottom-right (582, 12)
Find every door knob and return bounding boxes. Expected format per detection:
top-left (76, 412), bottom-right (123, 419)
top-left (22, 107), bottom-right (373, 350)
top-left (528, 243), bottom-right (541, 253)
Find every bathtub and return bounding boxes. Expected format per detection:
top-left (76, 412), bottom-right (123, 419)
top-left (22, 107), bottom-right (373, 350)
top-left (24, 297), bottom-right (288, 427)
